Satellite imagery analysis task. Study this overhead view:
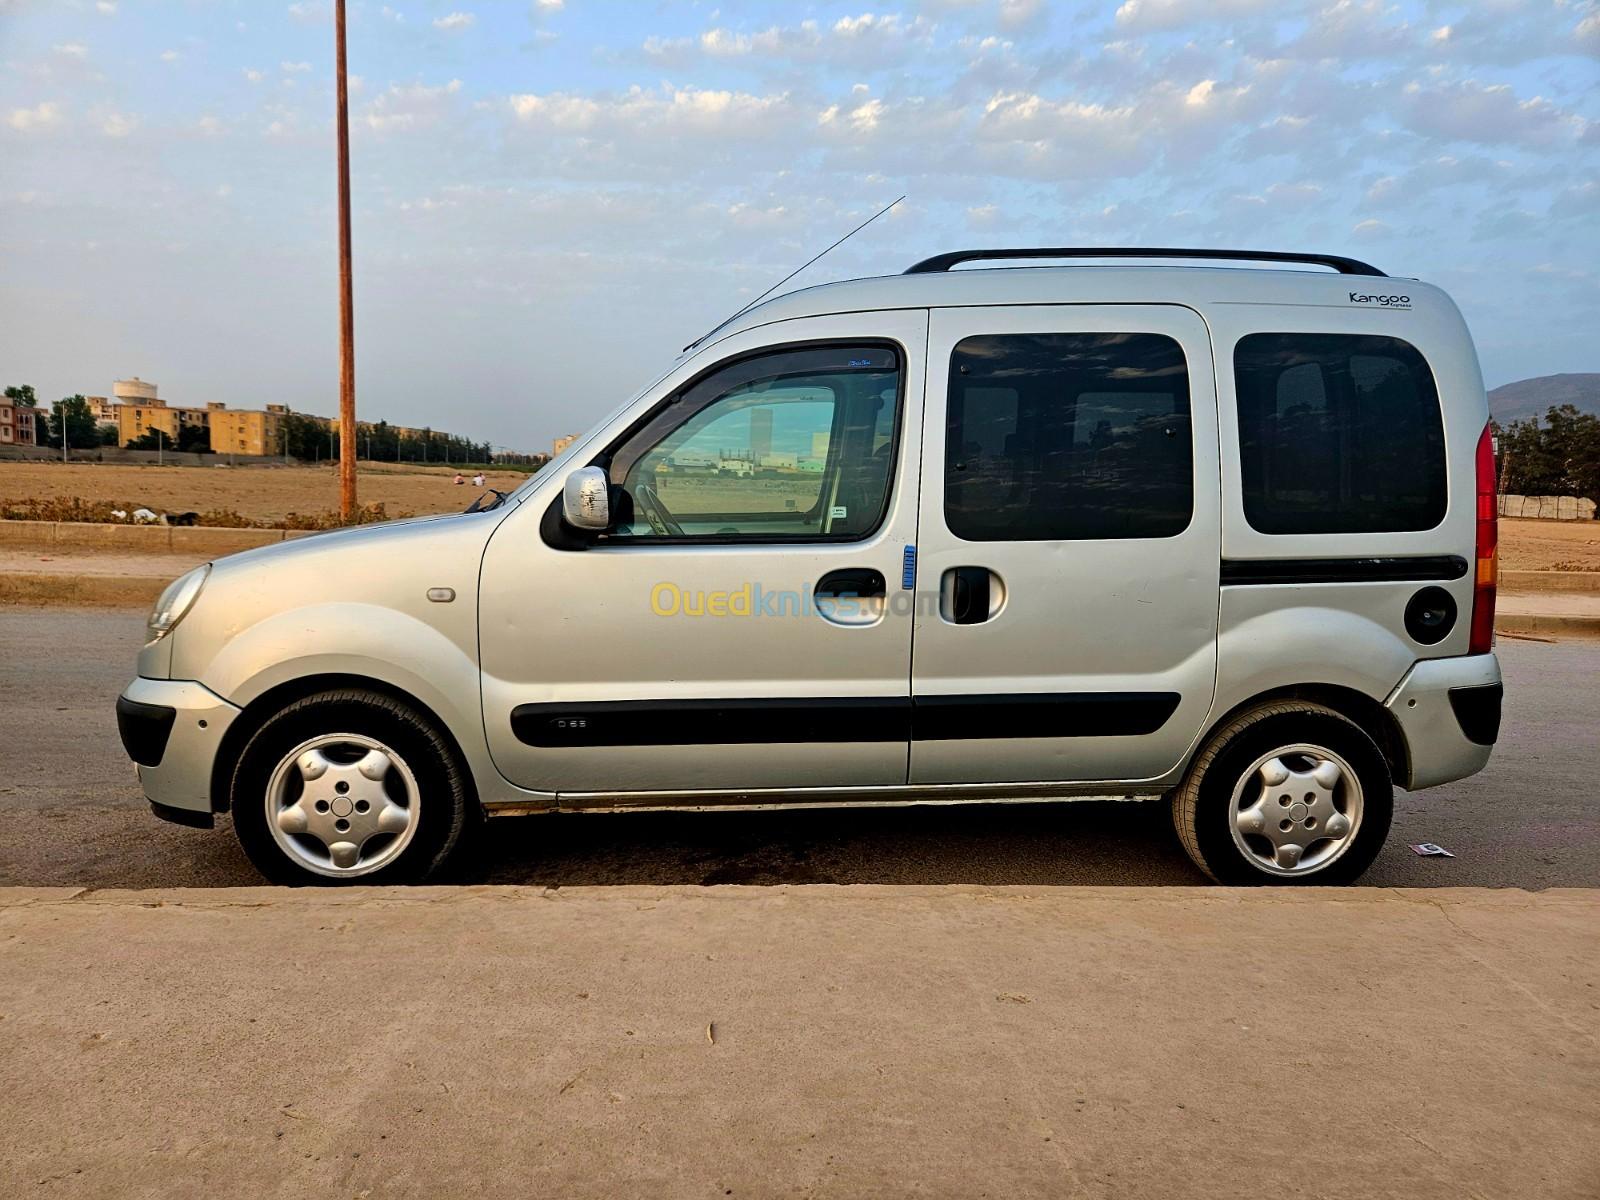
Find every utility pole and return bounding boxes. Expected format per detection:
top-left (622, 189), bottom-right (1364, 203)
top-left (335, 0), bottom-right (357, 520)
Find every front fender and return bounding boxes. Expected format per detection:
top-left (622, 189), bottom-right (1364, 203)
top-left (184, 602), bottom-right (497, 791)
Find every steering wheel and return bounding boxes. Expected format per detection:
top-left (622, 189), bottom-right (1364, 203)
top-left (631, 482), bottom-right (685, 537)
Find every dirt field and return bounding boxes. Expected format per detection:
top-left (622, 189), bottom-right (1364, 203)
top-left (0, 461), bottom-right (531, 524)
top-left (1498, 517), bottom-right (1600, 572)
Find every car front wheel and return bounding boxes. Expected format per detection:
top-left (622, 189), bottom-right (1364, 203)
top-left (229, 688), bottom-right (474, 885)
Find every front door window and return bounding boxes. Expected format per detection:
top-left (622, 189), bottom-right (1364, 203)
top-left (605, 344), bottom-right (901, 542)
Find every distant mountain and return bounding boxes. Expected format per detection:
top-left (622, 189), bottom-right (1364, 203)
top-left (1488, 374), bottom-right (1600, 424)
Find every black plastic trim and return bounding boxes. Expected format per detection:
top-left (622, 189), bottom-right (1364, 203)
top-left (1448, 683), bottom-right (1503, 746)
top-left (511, 692), bottom-right (1179, 748)
top-left (911, 693), bottom-right (1181, 741)
top-left (150, 800), bottom-right (214, 829)
top-left (905, 247), bottom-right (1386, 277)
top-left (513, 697), bottom-right (909, 748)
top-left (1221, 556), bottom-right (1468, 586)
top-left (117, 695), bottom-right (176, 768)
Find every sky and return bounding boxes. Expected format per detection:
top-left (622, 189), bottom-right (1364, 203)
top-left (1, 0), bottom-right (1596, 453)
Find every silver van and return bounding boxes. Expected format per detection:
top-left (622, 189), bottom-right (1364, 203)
top-left (117, 248), bottom-right (1503, 885)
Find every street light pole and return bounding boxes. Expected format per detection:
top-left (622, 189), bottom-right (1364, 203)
top-left (335, 0), bottom-right (357, 520)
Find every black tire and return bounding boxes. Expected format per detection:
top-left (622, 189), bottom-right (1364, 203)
top-left (1172, 701), bottom-right (1393, 885)
top-left (230, 688), bottom-right (475, 885)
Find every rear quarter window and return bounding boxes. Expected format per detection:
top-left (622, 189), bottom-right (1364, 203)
top-left (1233, 333), bottom-right (1446, 534)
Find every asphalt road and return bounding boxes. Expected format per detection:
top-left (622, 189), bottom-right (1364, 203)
top-left (1, 606), bottom-right (1595, 889)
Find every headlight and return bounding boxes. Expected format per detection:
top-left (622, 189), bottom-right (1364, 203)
top-left (147, 564), bottom-right (210, 642)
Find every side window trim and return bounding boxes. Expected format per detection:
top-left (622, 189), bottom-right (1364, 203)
top-left (592, 337), bottom-right (907, 548)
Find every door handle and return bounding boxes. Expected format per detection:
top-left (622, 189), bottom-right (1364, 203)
top-left (815, 568), bottom-right (886, 599)
top-left (814, 568), bottom-right (887, 627)
top-left (941, 566), bottom-right (1002, 624)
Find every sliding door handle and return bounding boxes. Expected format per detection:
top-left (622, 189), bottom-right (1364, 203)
top-left (941, 566), bottom-right (1004, 625)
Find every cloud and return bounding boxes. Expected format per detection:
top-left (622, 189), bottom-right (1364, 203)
top-left (244, 68), bottom-right (265, 83)
top-left (281, 61), bottom-right (312, 74)
top-left (53, 42), bottom-right (89, 60)
top-left (643, 14), bottom-right (930, 66)
top-left (1114, 0), bottom-right (1280, 32)
top-left (160, 49), bottom-right (180, 63)
top-left (1400, 79), bottom-right (1582, 146)
top-left (100, 111), bottom-right (137, 137)
top-left (7, 101), bottom-right (63, 132)
top-left (363, 79), bottom-right (463, 132)
top-left (433, 11), bottom-right (474, 31)
top-left (509, 85), bottom-right (797, 140)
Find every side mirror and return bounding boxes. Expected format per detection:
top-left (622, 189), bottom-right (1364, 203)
top-left (562, 466), bottom-right (610, 531)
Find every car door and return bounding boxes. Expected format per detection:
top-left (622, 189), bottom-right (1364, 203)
top-left (909, 305), bottom-right (1220, 785)
top-left (478, 310), bottom-right (926, 799)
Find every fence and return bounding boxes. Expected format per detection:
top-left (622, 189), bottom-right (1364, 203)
top-left (1499, 494), bottom-right (1597, 521)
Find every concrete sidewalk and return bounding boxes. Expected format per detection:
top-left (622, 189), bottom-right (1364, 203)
top-left (1, 885), bottom-right (1595, 1199)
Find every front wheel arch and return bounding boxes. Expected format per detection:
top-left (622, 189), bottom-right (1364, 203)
top-left (209, 673), bottom-right (479, 816)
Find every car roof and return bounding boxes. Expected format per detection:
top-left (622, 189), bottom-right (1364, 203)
top-left (703, 261), bottom-right (1441, 350)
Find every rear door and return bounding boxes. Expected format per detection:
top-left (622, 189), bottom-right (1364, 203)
top-left (910, 305), bottom-right (1220, 785)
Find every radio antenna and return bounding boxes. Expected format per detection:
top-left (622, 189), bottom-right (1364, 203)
top-left (683, 194), bottom-right (905, 352)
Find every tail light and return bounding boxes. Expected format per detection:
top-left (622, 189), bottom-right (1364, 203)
top-left (1469, 421), bottom-right (1497, 654)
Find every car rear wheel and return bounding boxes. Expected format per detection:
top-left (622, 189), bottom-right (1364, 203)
top-left (230, 689), bottom-right (474, 885)
top-left (1173, 701), bottom-right (1393, 885)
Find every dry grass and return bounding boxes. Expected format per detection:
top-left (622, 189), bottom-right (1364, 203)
top-left (0, 461), bottom-right (530, 526)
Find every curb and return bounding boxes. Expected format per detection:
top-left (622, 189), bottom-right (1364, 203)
top-left (1499, 570), bottom-right (1600, 594)
top-left (1493, 611), bottom-right (1600, 639)
top-left (0, 519), bottom-right (311, 555)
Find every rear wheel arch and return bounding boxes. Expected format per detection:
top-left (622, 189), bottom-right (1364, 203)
top-left (1189, 682), bottom-right (1409, 787)
top-left (209, 673), bottom-right (479, 814)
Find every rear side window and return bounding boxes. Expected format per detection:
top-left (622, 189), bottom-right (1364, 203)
top-left (945, 333), bottom-right (1193, 541)
top-left (1234, 333), bottom-right (1446, 534)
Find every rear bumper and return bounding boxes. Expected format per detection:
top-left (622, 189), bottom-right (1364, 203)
top-left (1384, 653), bottom-right (1502, 790)
top-left (118, 677), bottom-right (241, 816)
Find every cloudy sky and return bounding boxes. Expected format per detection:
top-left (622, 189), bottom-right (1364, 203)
top-left (2, 0), bottom-right (1596, 451)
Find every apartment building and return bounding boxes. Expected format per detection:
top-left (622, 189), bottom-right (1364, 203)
top-left (208, 403), bottom-right (288, 457)
top-left (116, 398), bottom-right (220, 447)
top-left (0, 401), bottom-right (39, 446)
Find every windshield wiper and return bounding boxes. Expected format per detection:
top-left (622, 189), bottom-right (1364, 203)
top-left (465, 489), bottom-right (509, 514)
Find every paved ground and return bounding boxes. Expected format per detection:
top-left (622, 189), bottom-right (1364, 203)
top-left (2, 884), bottom-right (1596, 1200)
top-left (2, 606), bottom-right (1596, 890)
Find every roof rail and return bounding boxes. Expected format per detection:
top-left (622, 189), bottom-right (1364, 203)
top-left (904, 247), bottom-right (1387, 277)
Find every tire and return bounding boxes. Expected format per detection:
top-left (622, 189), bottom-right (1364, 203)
top-left (230, 688), bottom-right (475, 885)
top-left (1172, 701), bottom-right (1393, 885)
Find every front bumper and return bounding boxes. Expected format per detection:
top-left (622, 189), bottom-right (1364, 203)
top-left (118, 677), bottom-right (241, 818)
top-left (1384, 652), bottom-right (1502, 790)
